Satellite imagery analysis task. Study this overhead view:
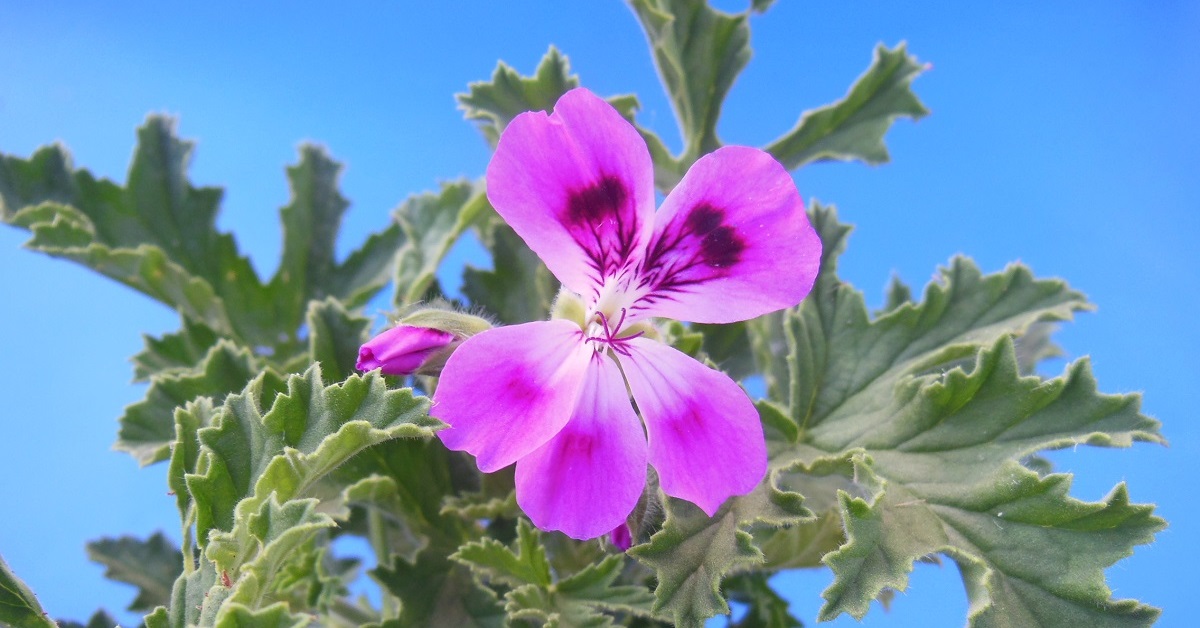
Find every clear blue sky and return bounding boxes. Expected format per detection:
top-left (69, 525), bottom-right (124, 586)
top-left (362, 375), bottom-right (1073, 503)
top-left (1, 2), bottom-right (1196, 626)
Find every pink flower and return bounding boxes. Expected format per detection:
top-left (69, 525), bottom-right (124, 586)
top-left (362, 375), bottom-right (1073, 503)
top-left (433, 88), bottom-right (821, 540)
top-left (357, 325), bottom-right (457, 376)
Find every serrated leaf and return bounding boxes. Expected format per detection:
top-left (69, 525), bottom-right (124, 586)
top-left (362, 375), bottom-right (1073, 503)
top-left (452, 519), bottom-right (552, 589)
top-left (778, 203), bottom-right (1093, 444)
top-left (462, 218), bottom-right (558, 324)
top-left (630, 471), bottom-right (811, 627)
top-left (766, 43), bottom-right (929, 169)
top-left (187, 366), bottom-right (437, 552)
top-left (133, 318), bottom-right (221, 381)
top-left (169, 398), bottom-right (213, 553)
top-left (814, 338), bottom-right (1164, 624)
top-left (268, 145), bottom-right (350, 328)
top-left (0, 554), bottom-right (56, 628)
top-left (1, 120), bottom-right (399, 354)
top-left (86, 532), bottom-right (182, 613)
top-left (392, 180), bottom-right (488, 306)
top-left (214, 600), bottom-right (312, 628)
top-left (117, 340), bottom-right (261, 466)
top-left (459, 46), bottom-right (578, 148)
top-left (341, 475), bottom-right (429, 565)
top-left (630, 0), bottom-right (750, 160)
top-left (373, 550), bottom-right (504, 628)
top-left (213, 497), bottom-right (336, 611)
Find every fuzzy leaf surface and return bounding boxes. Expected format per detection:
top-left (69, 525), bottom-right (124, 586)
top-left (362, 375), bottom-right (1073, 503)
top-left (629, 470), bottom-right (810, 627)
top-left (117, 340), bottom-right (261, 466)
top-left (758, 205), bottom-right (1164, 624)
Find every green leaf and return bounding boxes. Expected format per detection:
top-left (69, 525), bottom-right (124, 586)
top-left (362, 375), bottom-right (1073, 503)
top-left (169, 398), bottom-right (212, 553)
top-left (462, 217), bottom-right (558, 324)
top-left (459, 46), bottom-right (578, 147)
top-left (133, 318), bottom-right (221, 381)
top-left (505, 555), bottom-right (657, 627)
top-left (777, 204), bottom-right (1093, 444)
top-left (724, 573), bottom-right (801, 628)
top-left (147, 556), bottom-right (229, 628)
top-left (54, 610), bottom-right (119, 628)
top-left (452, 519), bottom-right (552, 589)
top-left (765, 43), bottom-right (929, 169)
top-left (373, 551), bottom-right (504, 628)
top-left (341, 475), bottom-right (429, 565)
top-left (814, 338), bottom-right (1164, 624)
top-left (1, 120), bottom-right (399, 353)
top-left (212, 497), bottom-right (336, 612)
top-left (0, 554), bottom-right (56, 628)
top-left (85, 532), bottom-right (182, 613)
top-left (117, 340), bottom-right (261, 466)
top-left (757, 203), bottom-right (1163, 623)
top-left (304, 298), bottom-right (372, 383)
top-left (630, 0), bottom-right (750, 159)
top-left (268, 145), bottom-right (351, 328)
top-left (214, 601), bottom-right (312, 628)
top-left (393, 180), bottom-right (488, 306)
top-left (187, 366), bottom-right (437, 552)
top-left (630, 471), bottom-right (811, 627)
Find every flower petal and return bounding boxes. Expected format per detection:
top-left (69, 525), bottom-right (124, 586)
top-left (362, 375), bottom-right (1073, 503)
top-left (515, 353), bottom-right (647, 539)
top-left (630, 146), bottom-right (821, 323)
top-left (486, 87), bottom-right (656, 300)
top-left (618, 337), bottom-right (766, 515)
top-left (433, 320), bottom-right (590, 472)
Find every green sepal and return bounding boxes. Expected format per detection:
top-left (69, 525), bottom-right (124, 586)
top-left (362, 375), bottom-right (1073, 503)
top-left (765, 43), bottom-right (929, 169)
top-left (85, 532), bottom-right (182, 613)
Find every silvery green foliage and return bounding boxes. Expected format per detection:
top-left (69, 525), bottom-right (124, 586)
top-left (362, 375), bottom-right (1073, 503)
top-left (0, 1), bottom-right (1162, 626)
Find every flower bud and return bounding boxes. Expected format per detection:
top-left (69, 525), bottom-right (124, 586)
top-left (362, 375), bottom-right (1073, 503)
top-left (608, 522), bottom-right (633, 552)
top-left (357, 308), bottom-right (492, 376)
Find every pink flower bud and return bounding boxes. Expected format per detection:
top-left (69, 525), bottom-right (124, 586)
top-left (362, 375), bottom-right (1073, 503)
top-left (608, 522), bottom-right (633, 551)
top-left (356, 325), bottom-right (457, 376)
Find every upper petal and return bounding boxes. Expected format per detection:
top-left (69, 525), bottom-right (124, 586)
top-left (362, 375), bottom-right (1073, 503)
top-left (486, 87), bottom-right (656, 300)
top-left (515, 353), bottom-right (647, 540)
top-left (433, 320), bottom-right (590, 472)
top-left (617, 337), bottom-right (766, 515)
top-left (629, 146), bottom-right (821, 323)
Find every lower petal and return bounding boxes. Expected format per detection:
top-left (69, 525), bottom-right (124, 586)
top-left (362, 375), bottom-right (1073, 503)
top-left (618, 337), bottom-right (766, 515)
top-left (433, 320), bottom-right (590, 473)
top-left (515, 353), bottom-right (648, 540)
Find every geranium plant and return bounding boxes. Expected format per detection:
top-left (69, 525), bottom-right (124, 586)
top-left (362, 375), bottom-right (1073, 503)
top-left (0, 1), bottom-right (1163, 627)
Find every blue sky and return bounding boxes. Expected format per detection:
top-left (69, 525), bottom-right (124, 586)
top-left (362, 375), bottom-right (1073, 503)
top-left (1, 2), bottom-right (1196, 626)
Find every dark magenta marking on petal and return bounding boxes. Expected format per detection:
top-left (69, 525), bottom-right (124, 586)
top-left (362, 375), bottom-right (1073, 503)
top-left (636, 202), bottom-right (746, 301)
top-left (568, 176), bottom-right (628, 226)
top-left (563, 175), bottom-right (641, 287)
